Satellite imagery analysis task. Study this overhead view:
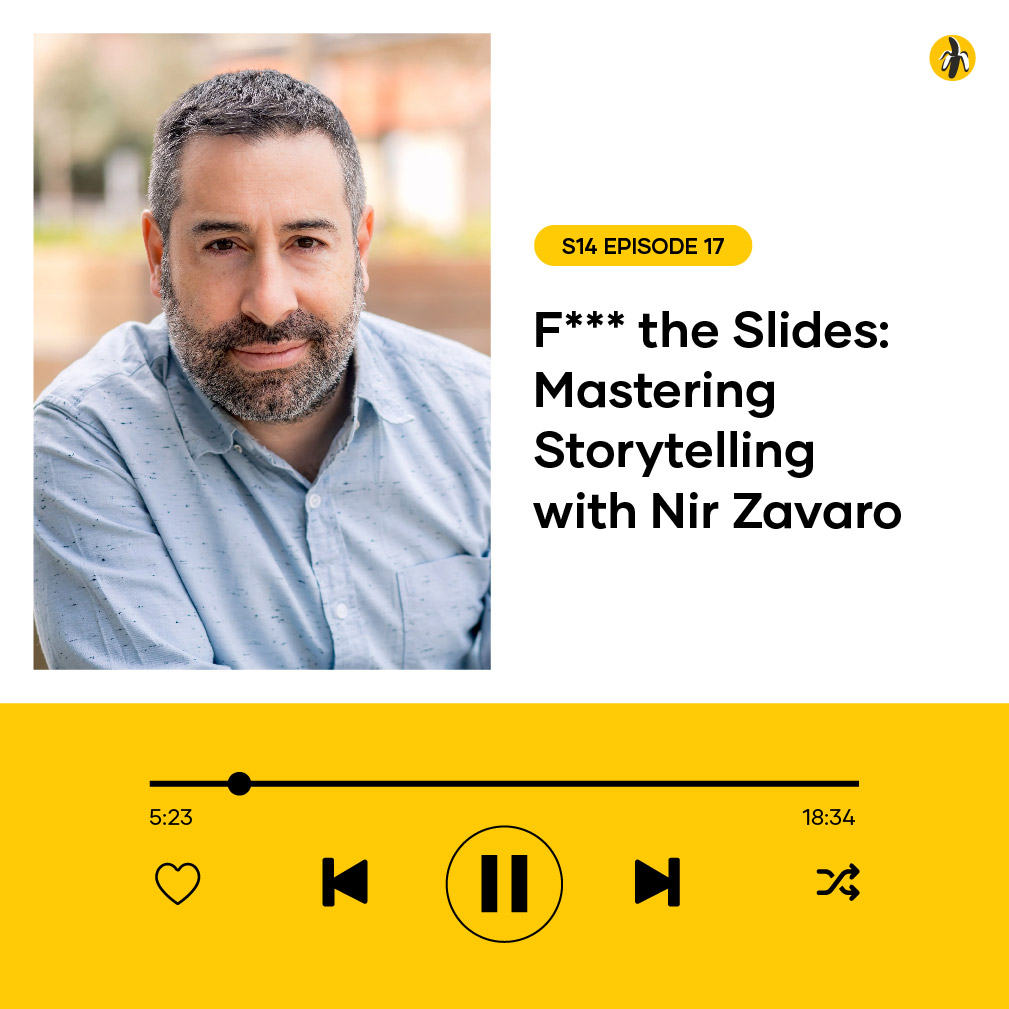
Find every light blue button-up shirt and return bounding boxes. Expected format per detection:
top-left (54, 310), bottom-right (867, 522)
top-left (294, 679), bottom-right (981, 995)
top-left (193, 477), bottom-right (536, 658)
top-left (34, 312), bottom-right (490, 669)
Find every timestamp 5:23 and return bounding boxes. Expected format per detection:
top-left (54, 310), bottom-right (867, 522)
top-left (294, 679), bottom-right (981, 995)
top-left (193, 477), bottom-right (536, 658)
top-left (150, 808), bottom-right (192, 825)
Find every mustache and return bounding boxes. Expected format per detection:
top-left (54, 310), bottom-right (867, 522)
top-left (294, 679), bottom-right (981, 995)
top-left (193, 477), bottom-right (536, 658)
top-left (201, 311), bottom-right (334, 352)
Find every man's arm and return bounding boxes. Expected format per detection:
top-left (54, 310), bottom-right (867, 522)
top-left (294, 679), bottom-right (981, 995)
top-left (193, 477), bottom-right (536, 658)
top-left (34, 403), bottom-right (230, 669)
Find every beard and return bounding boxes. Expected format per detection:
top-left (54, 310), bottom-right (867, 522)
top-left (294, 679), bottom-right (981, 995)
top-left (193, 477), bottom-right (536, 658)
top-left (161, 252), bottom-right (364, 423)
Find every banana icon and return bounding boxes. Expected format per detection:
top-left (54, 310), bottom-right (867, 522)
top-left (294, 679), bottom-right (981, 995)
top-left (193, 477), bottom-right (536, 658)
top-left (940, 37), bottom-right (970, 79)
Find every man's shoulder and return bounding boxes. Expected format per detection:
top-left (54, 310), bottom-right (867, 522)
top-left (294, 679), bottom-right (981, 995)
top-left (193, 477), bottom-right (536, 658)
top-left (355, 311), bottom-right (490, 481)
top-left (358, 312), bottom-right (489, 389)
top-left (34, 318), bottom-right (172, 423)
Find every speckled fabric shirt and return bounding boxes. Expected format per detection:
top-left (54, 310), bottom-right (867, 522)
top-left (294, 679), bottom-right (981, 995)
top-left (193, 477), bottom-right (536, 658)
top-left (34, 312), bottom-right (490, 669)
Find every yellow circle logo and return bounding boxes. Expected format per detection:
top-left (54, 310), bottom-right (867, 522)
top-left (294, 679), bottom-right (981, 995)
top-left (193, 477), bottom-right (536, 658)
top-left (930, 36), bottom-right (974, 81)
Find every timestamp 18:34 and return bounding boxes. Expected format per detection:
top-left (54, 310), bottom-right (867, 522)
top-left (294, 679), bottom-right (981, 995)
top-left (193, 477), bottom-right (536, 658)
top-left (803, 808), bottom-right (855, 826)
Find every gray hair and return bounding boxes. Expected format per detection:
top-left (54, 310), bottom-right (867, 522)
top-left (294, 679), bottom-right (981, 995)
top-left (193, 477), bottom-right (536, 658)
top-left (148, 68), bottom-right (366, 240)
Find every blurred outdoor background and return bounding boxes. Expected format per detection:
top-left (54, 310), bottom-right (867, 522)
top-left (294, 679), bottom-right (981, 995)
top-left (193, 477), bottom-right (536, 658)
top-left (34, 32), bottom-right (490, 399)
top-left (34, 33), bottom-right (490, 668)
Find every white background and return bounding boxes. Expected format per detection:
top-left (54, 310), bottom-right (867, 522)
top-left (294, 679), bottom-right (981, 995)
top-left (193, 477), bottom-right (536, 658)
top-left (8, 2), bottom-right (1006, 700)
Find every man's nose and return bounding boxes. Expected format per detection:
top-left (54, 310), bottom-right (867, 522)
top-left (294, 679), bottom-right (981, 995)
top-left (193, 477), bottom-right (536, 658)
top-left (240, 248), bottom-right (299, 328)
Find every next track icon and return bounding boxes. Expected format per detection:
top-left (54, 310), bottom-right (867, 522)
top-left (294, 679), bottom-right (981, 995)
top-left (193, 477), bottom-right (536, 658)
top-left (634, 858), bottom-right (681, 906)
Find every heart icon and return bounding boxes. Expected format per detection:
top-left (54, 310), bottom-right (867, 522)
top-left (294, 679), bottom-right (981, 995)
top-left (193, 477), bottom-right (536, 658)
top-left (155, 862), bottom-right (201, 904)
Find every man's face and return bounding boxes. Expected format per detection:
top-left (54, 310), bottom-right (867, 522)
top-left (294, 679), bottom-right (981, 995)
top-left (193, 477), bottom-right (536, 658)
top-left (154, 131), bottom-right (371, 423)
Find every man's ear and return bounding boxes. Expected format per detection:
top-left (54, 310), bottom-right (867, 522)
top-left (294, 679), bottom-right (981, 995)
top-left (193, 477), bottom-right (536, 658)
top-left (141, 210), bottom-right (164, 298)
top-left (356, 205), bottom-right (376, 294)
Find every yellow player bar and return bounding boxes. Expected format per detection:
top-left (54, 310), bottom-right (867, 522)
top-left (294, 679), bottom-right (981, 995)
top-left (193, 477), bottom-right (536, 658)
top-left (1, 704), bottom-right (1003, 1006)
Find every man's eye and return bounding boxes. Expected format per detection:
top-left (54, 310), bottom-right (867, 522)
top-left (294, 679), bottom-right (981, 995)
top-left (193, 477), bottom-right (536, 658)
top-left (206, 239), bottom-right (235, 252)
top-left (294, 236), bottom-right (322, 249)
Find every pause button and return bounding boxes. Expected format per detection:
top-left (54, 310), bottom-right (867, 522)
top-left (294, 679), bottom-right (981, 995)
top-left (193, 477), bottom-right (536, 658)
top-left (481, 855), bottom-right (528, 912)
top-left (446, 826), bottom-right (563, 942)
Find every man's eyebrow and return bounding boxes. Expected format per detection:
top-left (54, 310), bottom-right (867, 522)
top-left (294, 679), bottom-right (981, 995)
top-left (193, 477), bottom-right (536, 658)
top-left (189, 218), bottom-right (339, 236)
top-left (191, 220), bottom-right (251, 236)
top-left (280, 218), bottom-right (339, 233)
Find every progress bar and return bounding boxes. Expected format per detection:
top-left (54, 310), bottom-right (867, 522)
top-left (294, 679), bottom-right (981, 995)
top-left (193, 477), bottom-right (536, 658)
top-left (150, 773), bottom-right (859, 795)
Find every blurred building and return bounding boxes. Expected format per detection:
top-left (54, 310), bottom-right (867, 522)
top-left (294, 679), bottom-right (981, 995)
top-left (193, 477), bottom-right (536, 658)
top-left (212, 34), bottom-right (492, 239)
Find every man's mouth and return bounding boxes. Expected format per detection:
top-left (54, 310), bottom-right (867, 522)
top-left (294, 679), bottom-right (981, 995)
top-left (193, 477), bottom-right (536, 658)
top-left (230, 340), bottom-right (310, 371)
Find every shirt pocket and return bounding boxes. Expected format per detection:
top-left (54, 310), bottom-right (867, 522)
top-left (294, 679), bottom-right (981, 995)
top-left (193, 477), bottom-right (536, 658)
top-left (397, 554), bottom-right (490, 669)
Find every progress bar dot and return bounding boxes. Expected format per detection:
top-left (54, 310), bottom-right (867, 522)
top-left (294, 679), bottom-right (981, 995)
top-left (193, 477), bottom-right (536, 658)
top-left (227, 772), bottom-right (252, 796)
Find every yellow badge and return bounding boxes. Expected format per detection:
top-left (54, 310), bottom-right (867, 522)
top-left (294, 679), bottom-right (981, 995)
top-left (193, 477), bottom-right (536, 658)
top-left (930, 35), bottom-right (974, 81)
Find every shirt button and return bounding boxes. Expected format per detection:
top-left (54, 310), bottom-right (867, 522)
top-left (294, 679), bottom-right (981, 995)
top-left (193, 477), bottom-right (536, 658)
top-left (307, 493), bottom-right (322, 509)
top-left (335, 603), bottom-right (349, 619)
top-left (233, 443), bottom-right (243, 453)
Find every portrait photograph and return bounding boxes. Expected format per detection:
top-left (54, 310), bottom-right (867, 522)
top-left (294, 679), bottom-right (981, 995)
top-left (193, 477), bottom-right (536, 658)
top-left (33, 33), bottom-right (491, 670)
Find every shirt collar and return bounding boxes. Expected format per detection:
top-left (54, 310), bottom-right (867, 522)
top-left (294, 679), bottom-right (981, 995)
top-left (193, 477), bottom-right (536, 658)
top-left (352, 314), bottom-right (415, 425)
top-left (163, 333), bottom-right (239, 461)
top-left (164, 311), bottom-right (414, 461)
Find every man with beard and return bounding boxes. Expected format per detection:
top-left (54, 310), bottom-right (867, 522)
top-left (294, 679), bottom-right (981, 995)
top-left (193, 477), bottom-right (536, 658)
top-left (34, 69), bottom-right (490, 670)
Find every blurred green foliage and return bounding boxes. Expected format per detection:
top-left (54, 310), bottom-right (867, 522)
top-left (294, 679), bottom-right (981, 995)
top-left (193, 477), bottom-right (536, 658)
top-left (35, 217), bottom-right (491, 260)
top-left (34, 224), bottom-right (141, 253)
top-left (35, 36), bottom-right (200, 197)
top-left (375, 213), bottom-right (491, 259)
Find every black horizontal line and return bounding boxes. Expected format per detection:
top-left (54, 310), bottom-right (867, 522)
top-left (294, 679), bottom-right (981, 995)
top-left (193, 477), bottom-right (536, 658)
top-left (149, 779), bottom-right (859, 788)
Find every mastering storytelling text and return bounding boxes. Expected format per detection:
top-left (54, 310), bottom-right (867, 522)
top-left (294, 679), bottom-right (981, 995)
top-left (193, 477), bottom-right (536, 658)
top-left (533, 310), bottom-right (900, 531)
